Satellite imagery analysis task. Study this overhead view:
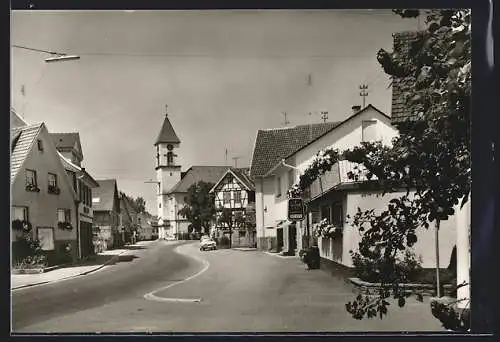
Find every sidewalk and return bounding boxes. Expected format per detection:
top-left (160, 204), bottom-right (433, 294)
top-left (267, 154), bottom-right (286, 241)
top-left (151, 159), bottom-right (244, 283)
top-left (11, 241), bottom-right (155, 291)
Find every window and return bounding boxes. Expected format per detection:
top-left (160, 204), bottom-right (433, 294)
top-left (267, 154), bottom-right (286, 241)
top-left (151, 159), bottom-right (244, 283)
top-left (223, 191), bottom-right (231, 204)
top-left (321, 205), bottom-right (331, 224)
top-left (37, 139), bottom-right (44, 151)
top-left (234, 191), bottom-right (242, 203)
top-left (48, 173), bottom-right (57, 187)
top-left (332, 203), bottom-right (343, 226)
top-left (92, 197), bottom-right (100, 204)
top-left (26, 169), bottom-right (37, 187)
top-left (276, 176), bottom-right (282, 197)
top-left (362, 120), bottom-right (378, 142)
top-left (159, 202), bottom-right (161, 208)
top-left (12, 206), bottom-right (28, 221)
top-left (37, 227), bottom-right (54, 251)
top-left (167, 152), bottom-right (174, 165)
top-left (57, 209), bottom-right (71, 223)
top-left (288, 169), bottom-right (295, 187)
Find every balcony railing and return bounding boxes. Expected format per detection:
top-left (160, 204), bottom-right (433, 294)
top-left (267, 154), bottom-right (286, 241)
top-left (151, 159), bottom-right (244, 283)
top-left (307, 160), bottom-right (376, 200)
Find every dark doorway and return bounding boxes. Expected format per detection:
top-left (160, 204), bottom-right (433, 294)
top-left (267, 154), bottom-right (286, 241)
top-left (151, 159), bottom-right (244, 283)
top-left (289, 224), bottom-right (297, 251)
top-left (80, 221), bottom-right (93, 258)
top-left (277, 228), bottom-right (283, 252)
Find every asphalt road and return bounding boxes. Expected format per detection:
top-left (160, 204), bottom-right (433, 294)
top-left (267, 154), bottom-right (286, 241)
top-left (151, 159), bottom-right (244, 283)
top-left (12, 241), bottom-right (444, 333)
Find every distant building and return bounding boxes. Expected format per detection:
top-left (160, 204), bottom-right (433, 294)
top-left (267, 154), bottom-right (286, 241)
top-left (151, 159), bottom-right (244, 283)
top-left (92, 179), bottom-right (121, 250)
top-left (51, 132), bottom-right (99, 259)
top-left (11, 121), bottom-right (79, 266)
top-left (210, 168), bottom-right (256, 247)
top-left (153, 107), bottom-right (234, 238)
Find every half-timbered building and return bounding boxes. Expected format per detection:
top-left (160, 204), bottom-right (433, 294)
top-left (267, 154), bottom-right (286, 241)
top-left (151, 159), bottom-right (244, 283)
top-left (210, 168), bottom-right (256, 247)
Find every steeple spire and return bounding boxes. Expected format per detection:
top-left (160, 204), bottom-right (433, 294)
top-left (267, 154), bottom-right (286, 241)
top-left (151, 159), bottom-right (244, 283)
top-left (165, 104), bottom-right (168, 117)
top-left (155, 105), bottom-right (181, 146)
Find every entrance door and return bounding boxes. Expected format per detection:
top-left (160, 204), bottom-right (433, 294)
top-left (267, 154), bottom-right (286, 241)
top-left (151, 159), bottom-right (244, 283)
top-left (277, 228), bottom-right (284, 252)
top-left (79, 221), bottom-right (93, 258)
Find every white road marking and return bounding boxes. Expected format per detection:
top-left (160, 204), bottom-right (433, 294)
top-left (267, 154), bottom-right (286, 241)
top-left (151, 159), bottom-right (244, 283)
top-left (143, 243), bottom-right (210, 303)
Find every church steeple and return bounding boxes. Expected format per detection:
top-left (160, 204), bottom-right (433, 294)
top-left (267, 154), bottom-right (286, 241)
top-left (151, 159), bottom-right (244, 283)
top-left (154, 105), bottom-right (181, 146)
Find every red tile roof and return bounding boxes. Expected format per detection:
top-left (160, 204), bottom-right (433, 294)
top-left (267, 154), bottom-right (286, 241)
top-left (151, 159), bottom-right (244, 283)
top-left (10, 123), bottom-right (44, 183)
top-left (391, 31), bottom-right (425, 124)
top-left (249, 122), bottom-right (340, 177)
top-left (93, 179), bottom-right (120, 212)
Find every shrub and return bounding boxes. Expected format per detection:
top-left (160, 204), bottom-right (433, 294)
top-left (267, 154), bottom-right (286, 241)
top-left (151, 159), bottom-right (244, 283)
top-left (351, 250), bottom-right (423, 284)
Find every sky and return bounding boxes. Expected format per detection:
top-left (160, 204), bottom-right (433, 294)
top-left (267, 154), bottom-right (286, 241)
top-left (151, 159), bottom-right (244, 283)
top-left (10, 10), bottom-right (419, 214)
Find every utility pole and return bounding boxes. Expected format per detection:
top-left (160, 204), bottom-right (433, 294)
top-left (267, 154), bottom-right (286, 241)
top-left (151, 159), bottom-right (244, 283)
top-left (281, 111), bottom-right (290, 126)
top-left (320, 111), bottom-right (328, 123)
top-left (359, 84), bottom-right (369, 108)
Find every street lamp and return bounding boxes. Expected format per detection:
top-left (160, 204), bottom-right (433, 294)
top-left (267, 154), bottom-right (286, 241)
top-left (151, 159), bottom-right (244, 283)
top-left (12, 45), bottom-right (81, 63)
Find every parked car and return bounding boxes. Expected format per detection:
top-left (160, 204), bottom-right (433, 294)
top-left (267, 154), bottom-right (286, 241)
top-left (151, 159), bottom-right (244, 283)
top-left (200, 238), bottom-right (217, 251)
top-left (200, 235), bottom-right (210, 242)
top-left (165, 235), bottom-right (176, 241)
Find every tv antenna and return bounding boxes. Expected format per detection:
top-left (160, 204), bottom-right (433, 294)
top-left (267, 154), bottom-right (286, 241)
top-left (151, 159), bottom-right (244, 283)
top-left (320, 111), bottom-right (328, 123)
top-left (359, 84), bottom-right (369, 108)
top-left (281, 111), bottom-right (290, 126)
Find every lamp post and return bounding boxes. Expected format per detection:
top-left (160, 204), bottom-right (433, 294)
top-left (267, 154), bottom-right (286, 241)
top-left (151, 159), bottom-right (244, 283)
top-left (12, 45), bottom-right (81, 63)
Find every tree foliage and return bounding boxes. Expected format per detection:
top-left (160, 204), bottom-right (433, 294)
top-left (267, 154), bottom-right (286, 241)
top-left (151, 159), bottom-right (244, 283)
top-left (289, 9), bottom-right (471, 330)
top-left (120, 192), bottom-right (147, 214)
top-left (178, 181), bottom-right (216, 234)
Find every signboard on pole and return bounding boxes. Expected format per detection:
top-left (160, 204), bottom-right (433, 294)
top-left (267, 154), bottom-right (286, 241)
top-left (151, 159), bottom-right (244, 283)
top-left (288, 198), bottom-right (305, 221)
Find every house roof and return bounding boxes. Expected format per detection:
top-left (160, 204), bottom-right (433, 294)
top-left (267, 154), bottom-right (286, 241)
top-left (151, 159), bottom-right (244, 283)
top-left (50, 133), bottom-right (81, 150)
top-left (93, 179), bottom-right (119, 211)
top-left (281, 104), bottom-right (390, 163)
top-left (249, 121), bottom-right (341, 177)
top-left (209, 167), bottom-right (255, 193)
top-left (155, 115), bottom-right (181, 145)
top-left (169, 166), bottom-right (230, 193)
top-left (11, 108), bottom-right (28, 128)
top-left (58, 152), bottom-right (100, 188)
top-left (391, 31), bottom-right (425, 124)
top-left (10, 123), bottom-right (44, 184)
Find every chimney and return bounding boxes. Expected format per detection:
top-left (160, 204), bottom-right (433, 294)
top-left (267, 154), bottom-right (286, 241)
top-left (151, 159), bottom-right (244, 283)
top-left (352, 105), bottom-right (361, 113)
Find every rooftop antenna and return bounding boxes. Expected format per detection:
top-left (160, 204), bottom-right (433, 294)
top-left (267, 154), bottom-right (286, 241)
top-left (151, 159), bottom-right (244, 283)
top-left (307, 73), bottom-right (312, 87)
top-left (232, 156), bottom-right (241, 168)
top-left (320, 111), bottom-right (328, 123)
top-left (359, 84), bottom-right (369, 108)
top-left (308, 112), bottom-right (313, 141)
top-left (225, 148), bottom-right (228, 166)
top-left (281, 111), bottom-right (290, 126)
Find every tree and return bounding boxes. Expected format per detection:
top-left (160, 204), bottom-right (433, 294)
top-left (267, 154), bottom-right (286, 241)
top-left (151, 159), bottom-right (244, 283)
top-left (134, 197), bottom-right (146, 214)
top-left (288, 9), bottom-right (471, 331)
top-left (178, 181), bottom-right (216, 234)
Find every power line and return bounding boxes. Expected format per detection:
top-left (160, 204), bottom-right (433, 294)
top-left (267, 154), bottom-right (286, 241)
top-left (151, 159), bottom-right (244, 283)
top-left (13, 44), bottom-right (380, 60)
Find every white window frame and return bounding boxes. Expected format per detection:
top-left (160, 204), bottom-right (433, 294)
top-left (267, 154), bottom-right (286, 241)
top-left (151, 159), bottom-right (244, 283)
top-left (26, 169), bottom-right (37, 187)
top-left (234, 190), bottom-right (242, 204)
top-left (12, 206), bottom-right (28, 221)
top-left (57, 209), bottom-right (71, 223)
top-left (37, 227), bottom-right (55, 251)
top-left (48, 172), bottom-right (57, 187)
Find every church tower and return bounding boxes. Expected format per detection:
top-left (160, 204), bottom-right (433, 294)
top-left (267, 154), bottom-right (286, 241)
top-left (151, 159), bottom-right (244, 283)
top-left (155, 105), bottom-right (181, 238)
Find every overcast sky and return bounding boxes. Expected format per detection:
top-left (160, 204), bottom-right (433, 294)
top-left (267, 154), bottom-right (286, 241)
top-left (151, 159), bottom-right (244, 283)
top-left (11, 10), bottom-right (419, 214)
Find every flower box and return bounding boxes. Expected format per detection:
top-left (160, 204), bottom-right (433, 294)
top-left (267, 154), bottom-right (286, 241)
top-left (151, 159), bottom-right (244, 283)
top-left (57, 221), bottom-right (73, 230)
top-left (25, 184), bottom-right (40, 192)
top-left (312, 218), bottom-right (343, 239)
top-left (48, 185), bottom-right (61, 195)
top-left (12, 219), bottom-right (32, 232)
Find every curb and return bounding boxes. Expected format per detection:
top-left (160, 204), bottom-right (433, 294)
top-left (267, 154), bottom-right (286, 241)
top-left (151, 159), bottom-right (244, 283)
top-left (264, 251), bottom-right (296, 259)
top-left (11, 250), bottom-right (130, 291)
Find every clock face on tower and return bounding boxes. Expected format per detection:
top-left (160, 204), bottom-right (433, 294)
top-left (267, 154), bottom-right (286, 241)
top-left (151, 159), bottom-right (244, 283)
top-left (167, 144), bottom-right (174, 151)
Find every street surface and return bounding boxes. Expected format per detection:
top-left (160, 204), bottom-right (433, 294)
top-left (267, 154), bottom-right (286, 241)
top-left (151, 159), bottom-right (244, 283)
top-left (12, 240), bottom-right (443, 333)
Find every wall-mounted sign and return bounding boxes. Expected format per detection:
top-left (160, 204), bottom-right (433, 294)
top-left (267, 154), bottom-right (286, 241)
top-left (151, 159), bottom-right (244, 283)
top-left (288, 198), bottom-right (305, 221)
